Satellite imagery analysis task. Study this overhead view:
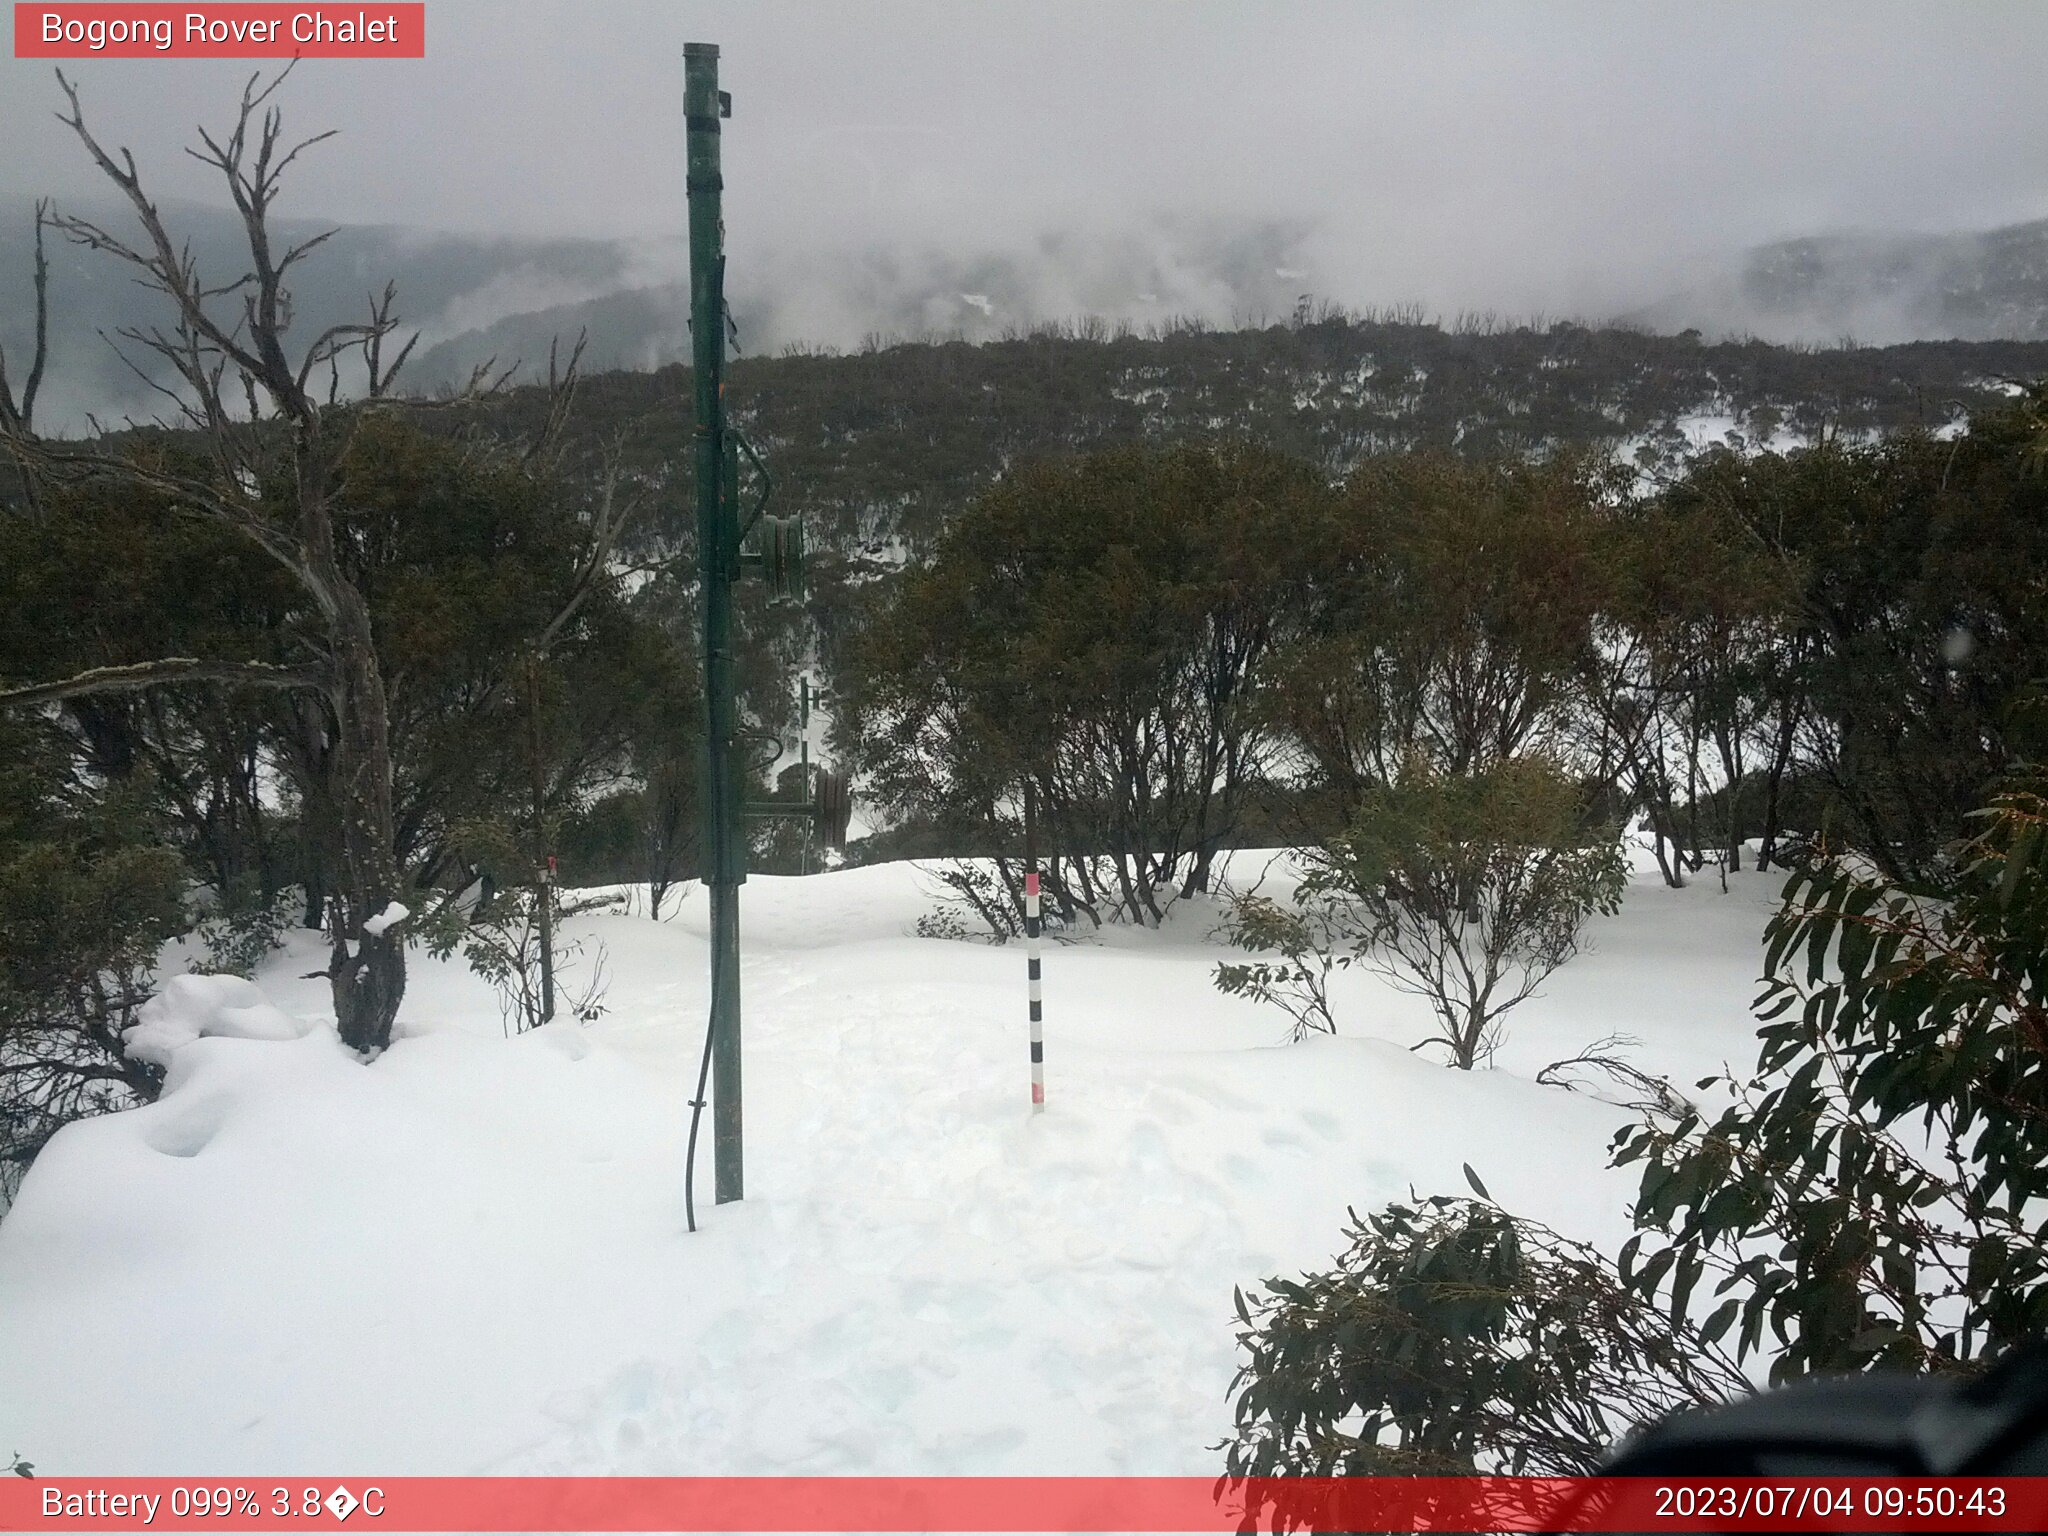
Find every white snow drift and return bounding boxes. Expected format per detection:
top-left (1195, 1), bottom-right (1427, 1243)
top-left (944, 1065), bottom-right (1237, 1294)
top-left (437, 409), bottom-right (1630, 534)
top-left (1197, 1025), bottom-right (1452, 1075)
top-left (0, 855), bottom-right (1778, 1475)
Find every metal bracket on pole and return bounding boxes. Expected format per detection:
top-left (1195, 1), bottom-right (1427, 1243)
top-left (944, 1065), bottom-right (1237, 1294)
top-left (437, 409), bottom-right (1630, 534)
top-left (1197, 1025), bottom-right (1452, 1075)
top-left (732, 430), bottom-right (775, 544)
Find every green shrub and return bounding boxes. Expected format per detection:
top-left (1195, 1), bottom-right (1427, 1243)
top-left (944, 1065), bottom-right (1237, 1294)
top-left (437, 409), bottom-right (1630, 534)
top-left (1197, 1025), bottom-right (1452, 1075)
top-left (1221, 768), bottom-right (2048, 1493)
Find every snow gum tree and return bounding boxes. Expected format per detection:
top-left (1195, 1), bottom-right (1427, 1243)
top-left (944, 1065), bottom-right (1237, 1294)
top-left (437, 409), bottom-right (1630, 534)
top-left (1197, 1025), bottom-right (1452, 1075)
top-left (1259, 451), bottom-right (1613, 823)
top-left (0, 71), bottom-right (600, 1053)
top-left (1569, 486), bottom-right (1796, 889)
top-left (0, 470), bottom-right (302, 905)
top-left (1635, 417), bottom-right (2048, 885)
top-left (843, 440), bottom-right (1323, 927)
top-left (1219, 754), bottom-right (1627, 1067)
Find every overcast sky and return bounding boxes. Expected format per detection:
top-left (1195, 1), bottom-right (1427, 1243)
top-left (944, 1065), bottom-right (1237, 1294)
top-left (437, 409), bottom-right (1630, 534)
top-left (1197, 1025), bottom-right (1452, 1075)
top-left (5, 1), bottom-right (2048, 319)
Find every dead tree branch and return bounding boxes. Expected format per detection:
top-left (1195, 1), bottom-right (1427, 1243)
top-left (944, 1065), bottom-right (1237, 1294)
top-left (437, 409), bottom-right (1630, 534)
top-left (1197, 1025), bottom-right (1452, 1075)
top-left (0, 198), bottom-right (52, 438)
top-left (0, 657), bottom-right (329, 711)
top-left (531, 433), bottom-right (649, 658)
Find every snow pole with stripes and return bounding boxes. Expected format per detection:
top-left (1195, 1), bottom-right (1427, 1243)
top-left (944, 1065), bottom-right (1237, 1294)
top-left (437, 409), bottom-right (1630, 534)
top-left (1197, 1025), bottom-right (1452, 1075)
top-left (1024, 782), bottom-right (1044, 1112)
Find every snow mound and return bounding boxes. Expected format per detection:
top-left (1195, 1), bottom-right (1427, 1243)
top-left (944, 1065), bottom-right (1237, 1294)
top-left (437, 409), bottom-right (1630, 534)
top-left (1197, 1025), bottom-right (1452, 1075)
top-left (124, 973), bottom-right (312, 1069)
top-left (0, 859), bottom-right (1783, 1475)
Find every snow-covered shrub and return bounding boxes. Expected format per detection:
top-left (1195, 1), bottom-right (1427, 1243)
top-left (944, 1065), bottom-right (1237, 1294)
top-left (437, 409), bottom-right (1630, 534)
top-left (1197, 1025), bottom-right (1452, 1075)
top-left (913, 904), bottom-right (974, 943)
top-left (915, 861), bottom-right (1022, 944)
top-left (0, 735), bottom-right (186, 1207)
top-left (1223, 768), bottom-right (2048, 1489)
top-left (429, 883), bottom-right (616, 1035)
top-left (193, 885), bottom-right (297, 979)
top-left (1213, 889), bottom-right (1345, 1041)
top-left (423, 815), bottom-right (622, 1033)
top-left (1217, 755), bottom-right (1626, 1066)
top-left (1219, 1180), bottom-right (1748, 1490)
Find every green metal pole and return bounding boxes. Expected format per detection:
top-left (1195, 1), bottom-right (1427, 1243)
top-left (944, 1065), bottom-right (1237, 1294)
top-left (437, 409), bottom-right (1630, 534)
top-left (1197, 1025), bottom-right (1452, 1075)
top-left (685, 42), bottom-right (745, 1205)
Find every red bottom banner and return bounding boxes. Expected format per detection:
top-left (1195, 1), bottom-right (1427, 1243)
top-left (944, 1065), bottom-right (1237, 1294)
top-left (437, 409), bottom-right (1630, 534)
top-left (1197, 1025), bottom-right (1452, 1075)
top-left (2, 1476), bottom-right (2044, 1533)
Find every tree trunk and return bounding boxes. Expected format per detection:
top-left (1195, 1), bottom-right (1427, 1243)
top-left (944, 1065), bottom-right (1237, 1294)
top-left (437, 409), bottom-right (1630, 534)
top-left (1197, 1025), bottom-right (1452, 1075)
top-left (1647, 810), bottom-right (1684, 890)
top-left (1453, 1004), bottom-right (1484, 1070)
top-left (1713, 716), bottom-right (1744, 873)
top-left (327, 594), bottom-right (405, 1054)
top-left (1757, 689), bottom-right (1802, 872)
top-left (526, 653), bottom-right (555, 1024)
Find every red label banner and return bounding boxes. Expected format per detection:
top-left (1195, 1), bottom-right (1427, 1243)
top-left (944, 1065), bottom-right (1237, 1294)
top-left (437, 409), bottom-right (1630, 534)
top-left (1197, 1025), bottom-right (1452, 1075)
top-left (14, 5), bottom-right (425, 58)
top-left (0, 1476), bottom-right (2044, 1531)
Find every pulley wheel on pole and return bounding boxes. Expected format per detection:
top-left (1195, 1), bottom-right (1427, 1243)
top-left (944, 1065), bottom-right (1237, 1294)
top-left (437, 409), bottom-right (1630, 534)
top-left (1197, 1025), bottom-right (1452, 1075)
top-left (813, 765), bottom-right (853, 849)
top-left (760, 515), bottom-right (805, 602)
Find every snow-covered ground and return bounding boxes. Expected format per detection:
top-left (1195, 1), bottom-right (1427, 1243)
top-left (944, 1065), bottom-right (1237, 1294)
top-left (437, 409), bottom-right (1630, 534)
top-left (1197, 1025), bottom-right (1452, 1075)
top-left (0, 854), bottom-right (1780, 1476)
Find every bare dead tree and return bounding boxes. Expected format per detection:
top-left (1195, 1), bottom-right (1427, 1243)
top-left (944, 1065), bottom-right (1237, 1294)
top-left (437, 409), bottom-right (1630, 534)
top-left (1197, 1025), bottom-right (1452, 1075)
top-left (0, 199), bottom-right (52, 516)
top-left (0, 67), bottom-right (585, 1054)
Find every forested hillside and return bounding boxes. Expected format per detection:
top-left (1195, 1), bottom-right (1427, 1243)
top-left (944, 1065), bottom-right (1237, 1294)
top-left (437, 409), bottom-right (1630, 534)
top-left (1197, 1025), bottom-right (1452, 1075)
top-left (546, 313), bottom-right (2048, 566)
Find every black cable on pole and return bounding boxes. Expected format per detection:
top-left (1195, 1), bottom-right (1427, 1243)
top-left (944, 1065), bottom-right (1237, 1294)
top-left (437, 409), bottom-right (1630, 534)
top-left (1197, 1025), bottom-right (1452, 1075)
top-left (683, 955), bottom-right (720, 1233)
